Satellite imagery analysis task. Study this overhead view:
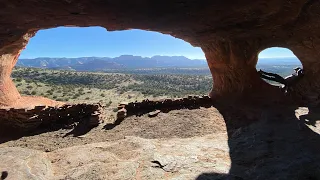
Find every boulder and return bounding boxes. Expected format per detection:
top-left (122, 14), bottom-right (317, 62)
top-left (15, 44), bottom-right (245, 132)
top-left (116, 108), bottom-right (127, 121)
top-left (0, 147), bottom-right (53, 180)
top-left (148, 110), bottom-right (161, 118)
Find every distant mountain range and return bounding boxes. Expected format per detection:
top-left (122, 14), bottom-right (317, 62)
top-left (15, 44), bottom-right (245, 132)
top-left (17, 56), bottom-right (301, 72)
top-left (256, 57), bottom-right (301, 66)
top-left (17, 55), bottom-right (208, 71)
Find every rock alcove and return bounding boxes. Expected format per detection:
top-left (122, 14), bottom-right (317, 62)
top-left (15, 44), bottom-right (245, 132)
top-left (1, 0), bottom-right (320, 107)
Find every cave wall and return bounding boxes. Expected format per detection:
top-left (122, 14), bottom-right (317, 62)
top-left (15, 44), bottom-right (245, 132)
top-left (288, 37), bottom-right (320, 105)
top-left (0, 0), bottom-right (320, 106)
top-left (202, 40), bottom-right (271, 97)
top-left (0, 32), bottom-right (35, 106)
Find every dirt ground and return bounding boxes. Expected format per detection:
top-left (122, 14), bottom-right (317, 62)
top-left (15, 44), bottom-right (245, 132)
top-left (0, 107), bottom-right (226, 152)
top-left (1, 104), bottom-right (320, 179)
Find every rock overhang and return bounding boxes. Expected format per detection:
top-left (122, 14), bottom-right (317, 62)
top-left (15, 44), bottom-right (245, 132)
top-left (0, 0), bottom-right (319, 106)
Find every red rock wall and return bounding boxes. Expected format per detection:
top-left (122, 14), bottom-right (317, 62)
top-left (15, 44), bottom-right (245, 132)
top-left (0, 0), bottom-right (319, 106)
top-left (0, 32), bottom-right (36, 106)
top-left (201, 40), bottom-right (271, 97)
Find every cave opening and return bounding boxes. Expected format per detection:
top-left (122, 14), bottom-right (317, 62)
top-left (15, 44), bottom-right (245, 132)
top-left (256, 47), bottom-right (303, 88)
top-left (10, 26), bottom-right (210, 109)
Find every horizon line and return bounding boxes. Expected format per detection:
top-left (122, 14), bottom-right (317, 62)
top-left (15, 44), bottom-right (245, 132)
top-left (19, 55), bottom-right (298, 60)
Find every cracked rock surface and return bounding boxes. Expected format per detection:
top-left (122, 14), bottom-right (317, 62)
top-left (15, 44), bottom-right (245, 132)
top-left (0, 134), bottom-right (230, 180)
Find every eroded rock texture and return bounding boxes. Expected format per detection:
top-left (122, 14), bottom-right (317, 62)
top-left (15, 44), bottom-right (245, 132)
top-left (0, 103), bottom-right (104, 133)
top-left (0, 0), bottom-right (320, 105)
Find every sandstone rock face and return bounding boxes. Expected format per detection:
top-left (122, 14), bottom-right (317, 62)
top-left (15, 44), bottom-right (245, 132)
top-left (0, 0), bottom-right (320, 105)
top-left (0, 134), bottom-right (230, 180)
top-left (0, 32), bottom-right (35, 107)
top-left (0, 147), bottom-right (53, 180)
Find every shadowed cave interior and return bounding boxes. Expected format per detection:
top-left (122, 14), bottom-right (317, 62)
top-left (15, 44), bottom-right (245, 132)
top-left (1, 1), bottom-right (320, 179)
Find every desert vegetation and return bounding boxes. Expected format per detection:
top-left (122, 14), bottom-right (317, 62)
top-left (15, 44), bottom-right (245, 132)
top-left (11, 63), bottom-right (298, 106)
top-left (12, 67), bottom-right (212, 105)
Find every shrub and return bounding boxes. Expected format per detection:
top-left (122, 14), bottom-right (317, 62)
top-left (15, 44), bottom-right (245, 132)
top-left (23, 91), bottom-right (30, 95)
top-left (106, 100), bottom-right (112, 107)
top-left (72, 94), bottom-right (80, 99)
top-left (15, 78), bottom-right (22, 82)
top-left (26, 85), bottom-right (33, 89)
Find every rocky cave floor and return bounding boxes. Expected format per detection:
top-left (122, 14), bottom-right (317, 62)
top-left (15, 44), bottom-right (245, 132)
top-left (1, 105), bottom-right (320, 180)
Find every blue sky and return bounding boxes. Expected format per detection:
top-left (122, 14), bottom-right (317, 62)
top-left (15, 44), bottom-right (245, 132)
top-left (20, 27), bottom-right (296, 59)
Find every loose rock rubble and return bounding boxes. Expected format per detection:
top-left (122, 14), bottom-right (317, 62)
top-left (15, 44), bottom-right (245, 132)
top-left (116, 108), bottom-right (127, 121)
top-left (0, 103), bottom-right (104, 132)
top-left (116, 95), bottom-right (213, 120)
top-left (148, 110), bottom-right (161, 118)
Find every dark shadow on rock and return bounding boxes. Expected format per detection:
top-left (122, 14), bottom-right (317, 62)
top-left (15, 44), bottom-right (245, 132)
top-left (103, 95), bottom-right (215, 130)
top-left (0, 104), bottom-right (103, 143)
top-left (63, 119), bottom-right (97, 137)
top-left (103, 103), bottom-right (213, 130)
top-left (196, 173), bottom-right (236, 180)
top-left (299, 106), bottom-right (320, 127)
top-left (0, 118), bottom-right (96, 143)
top-left (103, 117), bottom-right (124, 130)
top-left (196, 100), bottom-right (320, 180)
top-left (1, 171), bottom-right (8, 180)
top-left (128, 103), bottom-right (212, 117)
top-left (126, 95), bottom-right (214, 117)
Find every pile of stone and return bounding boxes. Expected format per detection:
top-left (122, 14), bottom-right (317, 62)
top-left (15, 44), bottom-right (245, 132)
top-left (116, 95), bottom-right (213, 120)
top-left (116, 102), bottom-right (128, 121)
top-left (0, 103), bottom-right (104, 131)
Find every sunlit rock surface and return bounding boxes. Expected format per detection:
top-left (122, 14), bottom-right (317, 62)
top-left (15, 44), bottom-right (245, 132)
top-left (0, 134), bottom-right (230, 180)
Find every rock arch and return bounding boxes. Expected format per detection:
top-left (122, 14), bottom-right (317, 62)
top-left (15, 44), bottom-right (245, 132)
top-left (0, 0), bottom-right (320, 106)
top-left (256, 47), bottom-right (303, 84)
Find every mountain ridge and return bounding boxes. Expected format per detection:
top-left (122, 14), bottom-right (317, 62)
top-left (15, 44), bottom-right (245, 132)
top-left (17, 56), bottom-right (301, 72)
top-left (17, 55), bottom-right (208, 71)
